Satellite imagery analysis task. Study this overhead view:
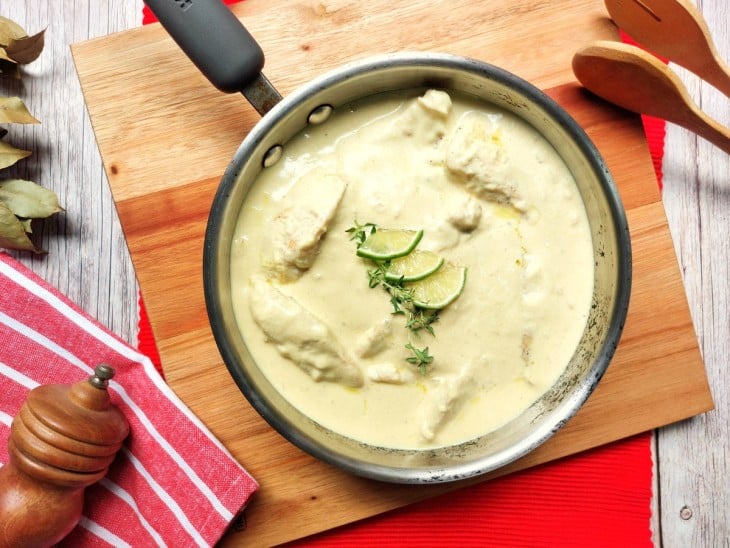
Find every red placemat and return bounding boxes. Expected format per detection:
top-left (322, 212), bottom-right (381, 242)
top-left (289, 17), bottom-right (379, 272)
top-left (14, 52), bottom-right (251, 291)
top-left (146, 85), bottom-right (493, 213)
top-left (140, 3), bottom-right (661, 546)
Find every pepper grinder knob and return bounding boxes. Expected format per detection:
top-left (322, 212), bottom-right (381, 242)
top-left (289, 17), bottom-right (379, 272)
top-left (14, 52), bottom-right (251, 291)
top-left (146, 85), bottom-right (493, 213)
top-left (90, 363), bottom-right (115, 388)
top-left (0, 365), bottom-right (129, 547)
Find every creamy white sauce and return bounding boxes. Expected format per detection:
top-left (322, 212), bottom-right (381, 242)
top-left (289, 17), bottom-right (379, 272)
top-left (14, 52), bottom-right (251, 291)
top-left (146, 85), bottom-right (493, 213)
top-left (230, 89), bottom-right (594, 450)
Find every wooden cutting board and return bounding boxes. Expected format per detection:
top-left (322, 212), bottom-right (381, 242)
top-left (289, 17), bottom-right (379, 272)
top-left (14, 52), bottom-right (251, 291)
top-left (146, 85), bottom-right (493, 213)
top-left (71, 0), bottom-right (713, 545)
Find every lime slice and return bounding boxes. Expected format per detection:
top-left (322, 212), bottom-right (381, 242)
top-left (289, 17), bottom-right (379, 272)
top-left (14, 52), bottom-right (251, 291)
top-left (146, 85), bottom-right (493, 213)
top-left (408, 262), bottom-right (467, 309)
top-left (384, 250), bottom-right (445, 282)
top-left (356, 228), bottom-right (424, 261)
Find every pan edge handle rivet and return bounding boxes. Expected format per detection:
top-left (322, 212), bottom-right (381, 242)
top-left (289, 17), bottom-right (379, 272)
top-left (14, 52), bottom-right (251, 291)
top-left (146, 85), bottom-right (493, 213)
top-left (308, 104), bottom-right (334, 125)
top-left (262, 145), bottom-right (284, 168)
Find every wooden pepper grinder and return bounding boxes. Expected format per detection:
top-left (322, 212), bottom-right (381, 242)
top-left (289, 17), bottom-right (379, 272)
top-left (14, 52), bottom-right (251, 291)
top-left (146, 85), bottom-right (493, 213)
top-left (0, 364), bottom-right (129, 547)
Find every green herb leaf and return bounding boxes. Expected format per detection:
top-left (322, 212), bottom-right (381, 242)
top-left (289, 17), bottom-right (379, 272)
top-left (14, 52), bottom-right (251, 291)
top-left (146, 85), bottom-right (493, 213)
top-left (405, 343), bottom-right (434, 376)
top-left (405, 309), bottom-right (439, 335)
top-left (346, 220), bottom-right (377, 246)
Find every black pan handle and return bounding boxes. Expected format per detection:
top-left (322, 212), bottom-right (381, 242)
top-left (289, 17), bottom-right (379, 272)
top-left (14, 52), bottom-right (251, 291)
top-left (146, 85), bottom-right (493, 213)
top-left (144, 0), bottom-right (281, 114)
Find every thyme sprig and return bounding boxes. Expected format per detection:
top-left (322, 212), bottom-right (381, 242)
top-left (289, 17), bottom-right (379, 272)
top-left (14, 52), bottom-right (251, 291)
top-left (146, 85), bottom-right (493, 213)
top-left (406, 308), bottom-right (440, 336)
top-left (348, 221), bottom-right (440, 375)
top-left (346, 220), bottom-right (377, 246)
top-left (405, 344), bottom-right (434, 376)
top-left (365, 260), bottom-right (439, 335)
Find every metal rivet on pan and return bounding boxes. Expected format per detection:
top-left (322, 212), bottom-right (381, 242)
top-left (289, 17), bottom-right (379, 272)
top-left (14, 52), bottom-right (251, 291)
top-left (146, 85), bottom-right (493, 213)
top-left (262, 145), bottom-right (283, 168)
top-left (307, 104), bottom-right (333, 125)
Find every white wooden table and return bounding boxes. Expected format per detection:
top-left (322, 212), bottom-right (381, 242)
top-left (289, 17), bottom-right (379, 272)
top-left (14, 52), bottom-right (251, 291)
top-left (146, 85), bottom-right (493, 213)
top-left (3, 1), bottom-right (728, 545)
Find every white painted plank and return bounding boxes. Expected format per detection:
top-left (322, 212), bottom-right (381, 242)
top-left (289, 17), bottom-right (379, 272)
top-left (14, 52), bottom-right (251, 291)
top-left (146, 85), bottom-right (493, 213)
top-left (659, 0), bottom-right (730, 545)
top-left (2, 1), bottom-right (140, 343)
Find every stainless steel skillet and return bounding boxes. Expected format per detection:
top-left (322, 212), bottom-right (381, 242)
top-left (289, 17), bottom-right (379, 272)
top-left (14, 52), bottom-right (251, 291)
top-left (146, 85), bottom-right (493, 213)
top-left (144, 0), bottom-right (631, 484)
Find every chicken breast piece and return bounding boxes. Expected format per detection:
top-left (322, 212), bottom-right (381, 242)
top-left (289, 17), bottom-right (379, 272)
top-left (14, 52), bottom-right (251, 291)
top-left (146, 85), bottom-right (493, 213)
top-left (419, 365), bottom-right (474, 441)
top-left (447, 196), bottom-right (482, 232)
top-left (389, 89), bottom-right (452, 145)
top-left (261, 171), bottom-right (347, 282)
top-left (248, 276), bottom-right (363, 388)
top-left (446, 111), bottom-right (527, 211)
top-left (366, 363), bottom-right (415, 385)
top-left (354, 317), bottom-right (393, 359)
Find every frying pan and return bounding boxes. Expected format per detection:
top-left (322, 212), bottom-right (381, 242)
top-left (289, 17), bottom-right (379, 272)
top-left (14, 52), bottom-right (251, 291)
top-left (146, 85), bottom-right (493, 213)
top-left (144, 0), bottom-right (632, 483)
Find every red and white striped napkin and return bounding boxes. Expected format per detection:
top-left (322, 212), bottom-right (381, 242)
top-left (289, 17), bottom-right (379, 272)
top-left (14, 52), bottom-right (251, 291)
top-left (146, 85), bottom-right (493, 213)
top-left (0, 252), bottom-right (258, 547)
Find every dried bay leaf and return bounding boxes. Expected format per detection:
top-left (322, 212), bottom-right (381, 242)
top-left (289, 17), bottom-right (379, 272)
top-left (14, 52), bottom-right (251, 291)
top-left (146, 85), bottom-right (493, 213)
top-left (0, 178), bottom-right (63, 218)
top-left (0, 200), bottom-right (39, 252)
top-left (0, 17), bottom-right (43, 76)
top-left (0, 16), bottom-right (27, 45)
top-left (0, 97), bottom-right (40, 124)
top-left (0, 16), bottom-right (52, 253)
top-left (18, 217), bottom-right (32, 233)
top-left (5, 30), bottom-right (45, 64)
top-left (0, 140), bottom-right (31, 169)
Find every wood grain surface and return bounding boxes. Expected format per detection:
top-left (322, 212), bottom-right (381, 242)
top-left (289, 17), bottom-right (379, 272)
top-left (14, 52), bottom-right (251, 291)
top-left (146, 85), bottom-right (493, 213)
top-left (68, 1), bottom-right (715, 545)
top-left (4, 0), bottom-right (728, 545)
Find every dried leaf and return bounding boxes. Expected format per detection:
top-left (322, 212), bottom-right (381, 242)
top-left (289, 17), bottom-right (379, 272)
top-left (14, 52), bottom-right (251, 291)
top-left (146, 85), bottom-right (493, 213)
top-left (0, 16), bottom-right (27, 46)
top-left (0, 18), bottom-right (50, 254)
top-left (0, 97), bottom-right (40, 124)
top-left (5, 29), bottom-right (44, 64)
top-left (0, 178), bottom-right (63, 218)
top-left (0, 179), bottom-right (63, 219)
top-left (0, 200), bottom-right (40, 252)
top-left (0, 140), bottom-right (31, 169)
top-left (0, 46), bottom-right (13, 62)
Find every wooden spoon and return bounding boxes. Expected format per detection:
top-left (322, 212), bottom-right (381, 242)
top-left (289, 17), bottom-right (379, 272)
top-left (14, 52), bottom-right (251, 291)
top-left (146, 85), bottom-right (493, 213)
top-left (572, 41), bottom-right (730, 155)
top-left (604, 0), bottom-right (730, 97)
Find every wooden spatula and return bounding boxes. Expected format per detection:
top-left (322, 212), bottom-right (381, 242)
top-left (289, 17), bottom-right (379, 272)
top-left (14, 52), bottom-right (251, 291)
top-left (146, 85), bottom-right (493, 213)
top-left (604, 0), bottom-right (730, 97)
top-left (572, 41), bottom-right (730, 155)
